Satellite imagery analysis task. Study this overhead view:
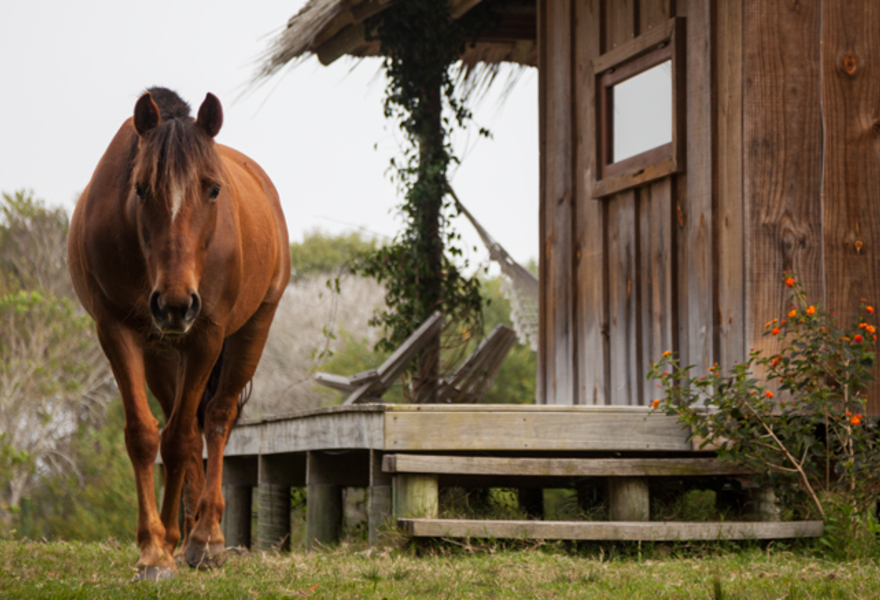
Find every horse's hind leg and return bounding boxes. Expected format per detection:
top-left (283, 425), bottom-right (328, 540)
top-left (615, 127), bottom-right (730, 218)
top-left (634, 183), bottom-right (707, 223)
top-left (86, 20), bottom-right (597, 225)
top-left (96, 323), bottom-right (176, 581)
top-left (184, 301), bottom-right (280, 568)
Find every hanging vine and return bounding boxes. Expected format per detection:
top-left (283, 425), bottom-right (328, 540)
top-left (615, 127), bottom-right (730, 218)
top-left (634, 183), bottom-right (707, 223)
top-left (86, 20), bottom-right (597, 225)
top-left (355, 0), bottom-right (498, 394)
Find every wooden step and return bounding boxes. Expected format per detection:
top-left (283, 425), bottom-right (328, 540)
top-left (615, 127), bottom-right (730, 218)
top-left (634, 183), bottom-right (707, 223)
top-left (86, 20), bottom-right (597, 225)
top-left (398, 518), bottom-right (823, 541)
top-left (382, 454), bottom-right (751, 477)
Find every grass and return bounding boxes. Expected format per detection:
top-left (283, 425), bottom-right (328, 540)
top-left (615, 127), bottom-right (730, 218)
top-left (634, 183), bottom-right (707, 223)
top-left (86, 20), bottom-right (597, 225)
top-left (2, 539), bottom-right (880, 599)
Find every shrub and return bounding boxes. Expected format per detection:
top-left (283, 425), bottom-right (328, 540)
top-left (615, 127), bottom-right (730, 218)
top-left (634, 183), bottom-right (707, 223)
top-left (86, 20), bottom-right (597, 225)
top-left (648, 273), bottom-right (880, 527)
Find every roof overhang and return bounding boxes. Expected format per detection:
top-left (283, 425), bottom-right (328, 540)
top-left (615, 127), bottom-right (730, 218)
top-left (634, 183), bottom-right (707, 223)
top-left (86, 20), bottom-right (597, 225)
top-left (256, 0), bottom-right (536, 82)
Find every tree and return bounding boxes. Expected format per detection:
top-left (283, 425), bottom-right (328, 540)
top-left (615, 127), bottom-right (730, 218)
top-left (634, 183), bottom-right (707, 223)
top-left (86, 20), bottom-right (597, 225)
top-left (0, 191), bottom-right (114, 529)
top-left (0, 191), bottom-right (72, 299)
top-left (357, 1), bottom-right (496, 400)
top-left (289, 229), bottom-right (378, 281)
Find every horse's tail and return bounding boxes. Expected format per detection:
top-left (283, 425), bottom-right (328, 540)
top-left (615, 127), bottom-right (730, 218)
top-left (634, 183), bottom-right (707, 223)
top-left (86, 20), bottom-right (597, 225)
top-left (197, 342), bottom-right (253, 431)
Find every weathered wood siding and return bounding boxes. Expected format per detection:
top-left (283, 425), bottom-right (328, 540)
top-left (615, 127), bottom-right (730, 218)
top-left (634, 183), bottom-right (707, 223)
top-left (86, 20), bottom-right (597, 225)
top-left (820, 0), bottom-right (880, 415)
top-left (743, 0), bottom-right (824, 386)
top-left (537, 0), bottom-right (577, 404)
top-left (539, 0), bottom-right (880, 413)
top-left (541, 0), bottom-right (726, 405)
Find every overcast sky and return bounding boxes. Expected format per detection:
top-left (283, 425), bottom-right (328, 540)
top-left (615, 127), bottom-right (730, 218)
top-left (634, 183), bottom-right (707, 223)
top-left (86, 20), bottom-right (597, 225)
top-left (0, 1), bottom-right (539, 269)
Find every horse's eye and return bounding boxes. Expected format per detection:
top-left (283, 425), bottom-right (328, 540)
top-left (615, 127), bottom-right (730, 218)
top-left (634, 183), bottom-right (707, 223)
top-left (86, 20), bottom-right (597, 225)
top-left (208, 185), bottom-right (221, 200)
top-left (135, 184), bottom-right (146, 200)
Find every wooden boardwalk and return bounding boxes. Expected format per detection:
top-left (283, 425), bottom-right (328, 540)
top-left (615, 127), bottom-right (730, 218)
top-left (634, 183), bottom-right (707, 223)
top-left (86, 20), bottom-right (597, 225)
top-left (164, 404), bottom-right (821, 548)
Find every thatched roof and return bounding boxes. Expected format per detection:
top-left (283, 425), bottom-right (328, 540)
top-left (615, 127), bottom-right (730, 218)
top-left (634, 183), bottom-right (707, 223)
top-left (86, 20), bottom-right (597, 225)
top-left (254, 0), bottom-right (537, 82)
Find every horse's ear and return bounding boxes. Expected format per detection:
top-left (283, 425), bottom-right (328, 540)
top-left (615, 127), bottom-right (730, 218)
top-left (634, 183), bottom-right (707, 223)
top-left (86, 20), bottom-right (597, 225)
top-left (197, 93), bottom-right (223, 138)
top-left (134, 92), bottom-right (161, 136)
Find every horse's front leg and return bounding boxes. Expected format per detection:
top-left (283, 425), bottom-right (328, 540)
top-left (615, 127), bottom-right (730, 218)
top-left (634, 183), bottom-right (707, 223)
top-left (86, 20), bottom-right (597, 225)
top-left (144, 351), bottom-right (206, 557)
top-left (96, 322), bottom-right (175, 581)
top-left (158, 338), bottom-right (222, 567)
top-left (185, 302), bottom-right (279, 567)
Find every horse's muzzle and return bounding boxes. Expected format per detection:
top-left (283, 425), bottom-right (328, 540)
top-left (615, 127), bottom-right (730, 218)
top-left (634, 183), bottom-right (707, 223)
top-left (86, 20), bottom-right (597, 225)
top-left (150, 290), bottom-right (201, 335)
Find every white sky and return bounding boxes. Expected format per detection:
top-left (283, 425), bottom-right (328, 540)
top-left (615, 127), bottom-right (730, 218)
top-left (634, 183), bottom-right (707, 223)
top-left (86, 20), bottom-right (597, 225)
top-left (0, 1), bottom-right (539, 269)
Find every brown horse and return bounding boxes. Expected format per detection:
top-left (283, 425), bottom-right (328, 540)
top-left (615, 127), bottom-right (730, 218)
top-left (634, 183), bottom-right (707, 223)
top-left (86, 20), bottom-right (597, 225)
top-left (68, 87), bottom-right (290, 580)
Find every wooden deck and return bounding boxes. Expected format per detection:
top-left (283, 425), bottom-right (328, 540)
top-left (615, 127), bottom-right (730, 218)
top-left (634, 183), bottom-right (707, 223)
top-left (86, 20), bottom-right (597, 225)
top-left (160, 404), bottom-right (822, 549)
top-left (226, 403), bottom-right (694, 455)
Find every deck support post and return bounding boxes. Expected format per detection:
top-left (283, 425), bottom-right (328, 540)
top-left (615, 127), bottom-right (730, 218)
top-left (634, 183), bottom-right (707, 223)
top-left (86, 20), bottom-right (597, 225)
top-left (222, 485), bottom-right (252, 548)
top-left (751, 488), bottom-right (781, 521)
top-left (257, 454), bottom-right (304, 552)
top-left (305, 451), bottom-right (358, 549)
top-left (393, 474), bottom-right (439, 518)
top-left (369, 450), bottom-right (392, 545)
top-left (257, 483), bottom-right (290, 551)
top-left (306, 484), bottom-right (343, 548)
top-left (608, 477), bottom-right (650, 521)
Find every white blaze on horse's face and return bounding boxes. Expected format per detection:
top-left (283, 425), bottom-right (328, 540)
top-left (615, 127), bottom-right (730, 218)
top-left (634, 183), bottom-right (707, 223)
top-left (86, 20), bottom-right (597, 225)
top-left (170, 182), bottom-right (185, 223)
top-left (131, 91), bottom-right (224, 336)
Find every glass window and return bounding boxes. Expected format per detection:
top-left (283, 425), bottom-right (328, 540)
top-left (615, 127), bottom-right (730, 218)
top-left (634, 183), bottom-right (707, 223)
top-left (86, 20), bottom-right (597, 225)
top-left (612, 60), bottom-right (673, 163)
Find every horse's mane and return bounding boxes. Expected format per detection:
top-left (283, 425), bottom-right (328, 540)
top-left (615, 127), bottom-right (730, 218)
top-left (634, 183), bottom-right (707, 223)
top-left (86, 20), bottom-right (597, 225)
top-left (132, 88), bottom-right (222, 207)
top-left (146, 87), bottom-right (192, 121)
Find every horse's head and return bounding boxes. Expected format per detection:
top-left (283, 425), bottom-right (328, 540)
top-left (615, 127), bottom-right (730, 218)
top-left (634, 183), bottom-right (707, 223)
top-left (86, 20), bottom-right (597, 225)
top-left (131, 90), bottom-right (224, 336)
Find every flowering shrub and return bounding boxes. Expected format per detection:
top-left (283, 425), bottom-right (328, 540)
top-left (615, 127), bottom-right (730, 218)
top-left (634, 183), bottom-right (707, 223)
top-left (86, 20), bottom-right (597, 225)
top-left (648, 273), bottom-right (880, 522)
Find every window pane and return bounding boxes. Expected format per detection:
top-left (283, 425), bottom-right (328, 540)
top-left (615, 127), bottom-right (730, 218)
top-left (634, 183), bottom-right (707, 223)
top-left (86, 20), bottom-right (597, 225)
top-left (613, 60), bottom-right (672, 163)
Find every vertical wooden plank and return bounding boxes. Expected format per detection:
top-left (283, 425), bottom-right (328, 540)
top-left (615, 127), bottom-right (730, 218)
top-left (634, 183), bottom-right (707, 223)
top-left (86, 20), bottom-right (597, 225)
top-left (604, 0), bottom-right (639, 405)
top-left (715, 0), bottom-right (745, 372)
top-left (638, 0), bottom-right (675, 404)
top-left (744, 0), bottom-right (823, 372)
top-left (537, 0), bottom-right (548, 404)
top-left (640, 0), bottom-right (671, 31)
top-left (606, 0), bottom-right (636, 50)
top-left (639, 178), bottom-right (674, 393)
top-left (538, 0), bottom-right (576, 404)
top-left (821, 0), bottom-right (880, 416)
top-left (575, 0), bottom-right (607, 404)
top-left (675, 0), bottom-right (714, 374)
top-left (608, 192), bottom-right (638, 404)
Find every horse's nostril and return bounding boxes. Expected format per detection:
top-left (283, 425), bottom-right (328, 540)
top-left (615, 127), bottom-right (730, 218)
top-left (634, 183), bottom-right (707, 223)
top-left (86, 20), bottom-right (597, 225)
top-left (187, 292), bottom-right (201, 320)
top-left (149, 290), bottom-right (163, 319)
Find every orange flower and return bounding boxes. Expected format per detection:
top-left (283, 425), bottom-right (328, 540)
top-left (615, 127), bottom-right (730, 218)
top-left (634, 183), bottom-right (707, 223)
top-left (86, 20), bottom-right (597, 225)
top-left (662, 350), bottom-right (672, 358)
top-left (771, 327), bottom-right (781, 336)
top-left (788, 309), bottom-right (797, 318)
top-left (806, 305), bottom-right (816, 316)
top-left (771, 356), bottom-right (782, 368)
top-left (662, 371), bottom-right (669, 376)
top-left (846, 411), bottom-right (852, 417)
top-left (854, 334), bottom-right (864, 343)
top-left (652, 399), bottom-right (660, 409)
top-left (851, 416), bottom-right (862, 426)
top-left (785, 277), bottom-right (796, 287)
top-left (867, 306), bottom-right (875, 315)
top-left (765, 390), bottom-right (774, 399)
top-left (867, 325), bottom-right (876, 334)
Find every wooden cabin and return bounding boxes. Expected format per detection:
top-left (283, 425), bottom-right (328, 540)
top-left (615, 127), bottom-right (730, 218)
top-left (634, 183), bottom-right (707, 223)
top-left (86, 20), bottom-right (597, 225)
top-left (259, 0), bottom-right (880, 414)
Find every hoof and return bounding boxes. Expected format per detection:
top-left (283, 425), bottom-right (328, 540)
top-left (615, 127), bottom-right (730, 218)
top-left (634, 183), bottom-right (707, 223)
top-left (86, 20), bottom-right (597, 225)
top-left (184, 540), bottom-right (227, 570)
top-left (132, 565), bottom-right (176, 582)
